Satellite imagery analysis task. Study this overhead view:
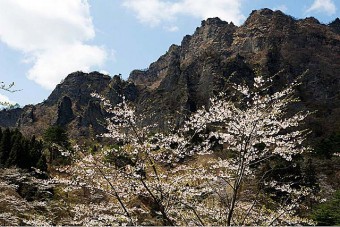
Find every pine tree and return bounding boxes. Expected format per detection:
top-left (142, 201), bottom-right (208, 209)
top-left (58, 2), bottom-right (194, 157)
top-left (43, 125), bottom-right (70, 148)
top-left (6, 135), bottom-right (22, 167)
top-left (19, 139), bottom-right (31, 169)
top-left (29, 136), bottom-right (44, 169)
top-left (43, 125), bottom-right (71, 164)
top-left (0, 128), bottom-right (11, 166)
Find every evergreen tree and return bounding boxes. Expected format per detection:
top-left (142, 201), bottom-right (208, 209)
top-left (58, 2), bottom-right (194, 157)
top-left (20, 139), bottom-right (31, 169)
top-left (0, 128), bottom-right (47, 171)
top-left (43, 125), bottom-right (70, 148)
top-left (0, 128), bottom-right (11, 166)
top-left (43, 125), bottom-right (71, 164)
top-left (6, 135), bottom-right (22, 167)
top-left (29, 136), bottom-right (44, 169)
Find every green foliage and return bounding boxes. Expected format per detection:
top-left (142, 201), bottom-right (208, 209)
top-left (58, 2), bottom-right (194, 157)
top-left (258, 155), bottom-right (319, 202)
top-left (43, 126), bottom-right (72, 166)
top-left (43, 125), bottom-right (70, 148)
top-left (36, 155), bottom-right (48, 172)
top-left (312, 190), bottom-right (340, 225)
top-left (7, 103), bottom-right (21, 109)
top-left (104, 145), bottom-right (135, 168)
top-left (0, 128), bottom-right (11, 165)
top-left (315, 132), bottom-right (340, 158)
top-left (0, 128), bottom-right (46, 171)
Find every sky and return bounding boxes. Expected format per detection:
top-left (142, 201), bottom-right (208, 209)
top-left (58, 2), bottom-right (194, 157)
top-left (0, 0), bottom-right (339, 106)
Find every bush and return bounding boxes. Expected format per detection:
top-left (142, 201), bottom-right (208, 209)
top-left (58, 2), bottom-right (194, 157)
top-left (312, 190), bottom-right (340, 225)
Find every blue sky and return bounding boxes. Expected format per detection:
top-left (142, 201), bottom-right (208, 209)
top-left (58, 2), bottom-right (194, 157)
top-left (0, 0), bottom-right (339, 106)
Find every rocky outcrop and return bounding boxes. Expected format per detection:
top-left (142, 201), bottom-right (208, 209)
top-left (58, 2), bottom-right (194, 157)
top-left (130, 44), bottom-right (181, 91)
top-left (106, 75), bottom-right (139, 104)
top-left (17, 105), bottom-right (36, 126)
top-left (56, 96), bottom-right (74, 126)
top-left (45, 71), bottom-right (112, 107)
top-left (79, 99), bottom-right (105, 134)
top-left (0, 108), bottom-right (22, 127)
top-left (0, 72), bottom-right (139, 139)
top-left (127, 9), bottom-right (339, 138)
top-left (329, 18), bottom-right (340, 34)
top-left (0, 168), bottom-right (52, 202)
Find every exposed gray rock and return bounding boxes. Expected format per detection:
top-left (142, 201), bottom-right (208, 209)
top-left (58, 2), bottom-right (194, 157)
top-left (80, 99), bottom-right (106, 134)
top-left (0, 108), bottom-right (22, 128)
top-left (329, 18), bottom-right (340, 34)
top-left (56, 96), bottom-right (74, 126)
top-left (0, 168), bottom-right (53, 202)
top-left (45, 71), bottom-right (111, 107)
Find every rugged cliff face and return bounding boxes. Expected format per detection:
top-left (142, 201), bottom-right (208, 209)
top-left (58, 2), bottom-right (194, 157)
top-left (130, 9), bottom-right (340, 138)
top-left (1, 71), bottom-right (137, 139)
top-left (1, 9), bottom-right (339, 142)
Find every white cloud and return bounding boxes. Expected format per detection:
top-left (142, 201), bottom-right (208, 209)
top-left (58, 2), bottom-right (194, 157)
top-left (28, 43), bottom-right (106, 89)
top-left (0, 94), bottom-right (14, 104)
top-left (164, 25), bottom-right (179, 32)
top-left (274, 5), bottom-right (288, 13)
top-left (0, 0), bottom-right (107, 90)
top-left (99, 70), bottom-right (111, 75)
top-left (110, 49), bottom-right (117, 63)
top-left (123, 0), bottom-right (245, 28)
top-left (306, 0), bottom-right (337, 16)
top-left (123, 0), bottom-right (176, 27)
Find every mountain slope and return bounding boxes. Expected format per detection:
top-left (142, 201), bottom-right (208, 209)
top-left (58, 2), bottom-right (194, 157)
top-left (129, 9), bottom-right (340, 138)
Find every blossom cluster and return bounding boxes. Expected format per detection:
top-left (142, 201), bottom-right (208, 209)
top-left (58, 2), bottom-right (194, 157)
top-left (57, 74), bottom-right (314, 225)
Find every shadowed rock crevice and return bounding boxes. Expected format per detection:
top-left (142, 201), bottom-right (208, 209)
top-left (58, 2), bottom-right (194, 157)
top-left (56, 96), bottom-right (74, 126)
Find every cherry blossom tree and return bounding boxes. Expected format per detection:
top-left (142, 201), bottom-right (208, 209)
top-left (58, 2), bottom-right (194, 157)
top-left (64, 95), bottom-right (177, 225)
top-left (155, 73), bottom-right (315, 225)
top-left (0, 82), bottom-right (15, 92)
top-left (61, 72), bottom-right (315, 225)
top-left (0, 82), bottom-right (18, 107)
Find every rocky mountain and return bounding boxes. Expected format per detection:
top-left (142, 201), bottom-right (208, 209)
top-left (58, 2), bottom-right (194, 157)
top-left (130, 9), bottom-right (340, 137)
top-left (0, 71), bottom-right (138, 140)
top-left (0, 9), bottom-right (339, 143)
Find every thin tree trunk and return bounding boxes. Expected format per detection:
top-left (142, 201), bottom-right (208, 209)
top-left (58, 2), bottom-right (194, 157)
top-left (226, 187), bottom-right (238, 226)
